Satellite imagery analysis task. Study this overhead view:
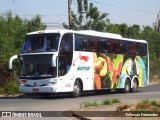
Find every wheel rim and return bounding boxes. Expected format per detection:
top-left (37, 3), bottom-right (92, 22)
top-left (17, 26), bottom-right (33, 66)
top-left (126, 83), bottom-right (129, 91)
top-left (125, 79), bottom-right (130, 93)
top-left (132, 80), bottom-right (137, 91)
top-left (74, 82), bottom-right (80, 95)
top-left (74, 85), bottom-right (79, 95)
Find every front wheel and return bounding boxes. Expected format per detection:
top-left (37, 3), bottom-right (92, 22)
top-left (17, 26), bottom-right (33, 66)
top-left (71, 80), bottom-right (81, 98)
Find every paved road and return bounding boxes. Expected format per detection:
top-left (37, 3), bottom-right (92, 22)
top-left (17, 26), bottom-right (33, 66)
top-left (0, 83), bottom-right (159, 120)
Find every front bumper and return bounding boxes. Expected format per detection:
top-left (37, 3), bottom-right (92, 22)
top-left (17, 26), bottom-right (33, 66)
top-left (19, 86), bottom-right (58, 93)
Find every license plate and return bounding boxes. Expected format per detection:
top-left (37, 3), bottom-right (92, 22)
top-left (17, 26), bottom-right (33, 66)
top-left (32, 88), bottom-right (39, 92)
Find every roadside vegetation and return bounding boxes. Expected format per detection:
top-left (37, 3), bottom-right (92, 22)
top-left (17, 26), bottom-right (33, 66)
top-left (80, 99), bottom-right (160, 112)
top-left (0, 79), bottom-right (19, 95)
top-left (0, 0), bottom-right (160, 95)
top-left (80, 98), bottom-right (121, 109)
top-left (80, 98), bottom-right (160, 111)
top-left (117, 99), bottom-right (160, 113)
top-left (134, 99), bottom-right (160, 111)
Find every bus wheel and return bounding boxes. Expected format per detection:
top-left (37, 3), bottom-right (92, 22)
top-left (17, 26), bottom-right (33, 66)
top-left (71, 80), bottom-right (81, 98)
top-left (131, 79), bottom-right (138, 92)
top-left (123, 79), bottom-right (131, 93)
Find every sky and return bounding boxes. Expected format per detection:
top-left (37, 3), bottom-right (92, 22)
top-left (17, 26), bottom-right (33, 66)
top-left (0, 0), bottom-right (159, 29)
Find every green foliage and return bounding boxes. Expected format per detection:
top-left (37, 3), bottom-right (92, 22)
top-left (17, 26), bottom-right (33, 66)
top-left (101, 99), bottom-right (112, 105)
top-left (81, 101), bottom-right (99, 108)
top-left (3, 80), bottom-right (20, 95)
top-left (0, 87), bottom-right (5, 94)
top-left (101, 98), bottom-right (121, 105)
top-left (0, 11), bottom-right (46, 94)
top-left (141, 99), bottom-right (150, 104)
top-left (80, 98), bottom-right (121, 109)
top-left (111, 98), bottom-right (121, 104)
top-left (83, 0), bottom-right (88, 12)
top-left (150, 100), bottom-right (158, 107)
top-left (63, 1), bottom-right (110, 31)
top-left (0, 79), bottom-right (19, 95)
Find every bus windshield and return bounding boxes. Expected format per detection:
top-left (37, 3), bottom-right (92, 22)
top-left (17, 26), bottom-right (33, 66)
top-left (21, 33), bottom-right (60, 53)
top-left (19, 54), bottom-right (57, 79)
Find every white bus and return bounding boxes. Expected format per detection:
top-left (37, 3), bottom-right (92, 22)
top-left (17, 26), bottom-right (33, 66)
top-left (9, 29), bottom-right (149, 97)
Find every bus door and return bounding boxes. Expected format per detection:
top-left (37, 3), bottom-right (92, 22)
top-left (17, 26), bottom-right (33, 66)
top-left (59, 33), bottom-right (73, 75)
top-left (57, 55), bottom-right (67, 76)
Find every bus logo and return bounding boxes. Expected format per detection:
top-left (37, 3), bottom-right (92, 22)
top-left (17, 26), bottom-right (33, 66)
top-left (34, 82), bottom-right (37, 86)
top-left (80, 55), bottom-right (89, 62)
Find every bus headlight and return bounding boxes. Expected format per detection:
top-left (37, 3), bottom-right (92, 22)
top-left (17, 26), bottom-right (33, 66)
top-left (45, 82), bottom-right (57, 86)
top-left (20, 83), bottom-right (26, 86)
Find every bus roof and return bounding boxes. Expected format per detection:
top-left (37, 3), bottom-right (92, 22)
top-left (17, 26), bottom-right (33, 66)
top-left (28, 29), bottom-right (122, 39)
top-left (27, 29), bottom-right (147, 43)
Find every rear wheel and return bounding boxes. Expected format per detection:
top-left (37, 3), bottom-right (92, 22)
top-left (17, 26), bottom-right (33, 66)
top-left (124, 79), bottom-right (131, 93)
top-left (71, 80), bottom-right (81, 98)
top-left (131, 79), bottom-right (138, 92)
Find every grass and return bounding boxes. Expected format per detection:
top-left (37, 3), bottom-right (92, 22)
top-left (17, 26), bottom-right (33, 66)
top-left (101, 98), bottom-right (121, 105)
top-left (80, 101), bottom-right (99, 108)
top-left (80, 98), bottom-right (121, 109)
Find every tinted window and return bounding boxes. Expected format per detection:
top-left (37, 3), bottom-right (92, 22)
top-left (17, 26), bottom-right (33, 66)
top-left (75, 34), bottom-right (87, 51)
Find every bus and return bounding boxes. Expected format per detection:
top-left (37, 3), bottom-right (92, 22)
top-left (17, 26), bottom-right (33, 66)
top-left (9, 29), bottom-right (149, 98)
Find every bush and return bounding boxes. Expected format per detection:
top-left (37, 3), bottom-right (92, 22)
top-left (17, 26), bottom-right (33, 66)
top-left (0, 87), bottom-right (5, 95)
top-left (2, 79), bottom-right (20, 95)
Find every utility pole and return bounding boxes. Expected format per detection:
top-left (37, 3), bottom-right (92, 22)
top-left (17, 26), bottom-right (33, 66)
top-left (153, 11), bottom-right (160, 32)
top-left (68, 0), bottom-right (72, 29)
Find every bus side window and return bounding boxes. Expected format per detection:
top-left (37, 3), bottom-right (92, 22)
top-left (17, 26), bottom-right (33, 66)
top-left (138, 44), bottom-right (147, 56)
top-left (98, 40), bottom-right (105, 52)
top-left (113, 41), bottom-right (119, 54)
top-left (106, 39), bottom-right (110, 53)
top-left (88, 36), bottom-right (98, 52)
top-left (110, 41), bottom-right (113, 53)
top-left (119, 42), bottom-right (126, 54)
top-left (129, 43), bottom-right (133, 55)
top-left (126, 42), bottom-right (129, 54)
top-left (75, 34), bottom-right (87, 51)
top-left (98, 38), bottom-right (109, 53)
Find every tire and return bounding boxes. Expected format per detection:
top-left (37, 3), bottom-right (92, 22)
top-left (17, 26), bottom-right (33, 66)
top-left (71, 80), bottom-right (81, 98)
top-left (123, 79), bottom-right (131, 93)
top-left (131, 79), bottom-right (138, 92)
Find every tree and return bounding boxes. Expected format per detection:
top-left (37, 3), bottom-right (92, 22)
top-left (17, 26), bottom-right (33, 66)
top-left (63, 0), bottom-right (110, 31)
top-left (127, 24), bottom-right (141, 39)
top-left (119, 23), bottom-right (128, 37)
top-left (0, 11), bottom-right (46, 81)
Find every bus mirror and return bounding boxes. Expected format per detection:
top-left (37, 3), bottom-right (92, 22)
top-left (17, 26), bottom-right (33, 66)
top-left (9, 55), bottom-right (18, 69)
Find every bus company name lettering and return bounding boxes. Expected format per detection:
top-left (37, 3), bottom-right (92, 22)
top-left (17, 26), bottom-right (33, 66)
top-left (77, 66), bottom-right (90, 71)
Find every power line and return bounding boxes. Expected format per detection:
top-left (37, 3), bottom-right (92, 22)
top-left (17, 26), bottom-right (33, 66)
top-left (12, 14), bottom-right (67, 17)
top-left (88, 0), bottom-right (157, 14)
